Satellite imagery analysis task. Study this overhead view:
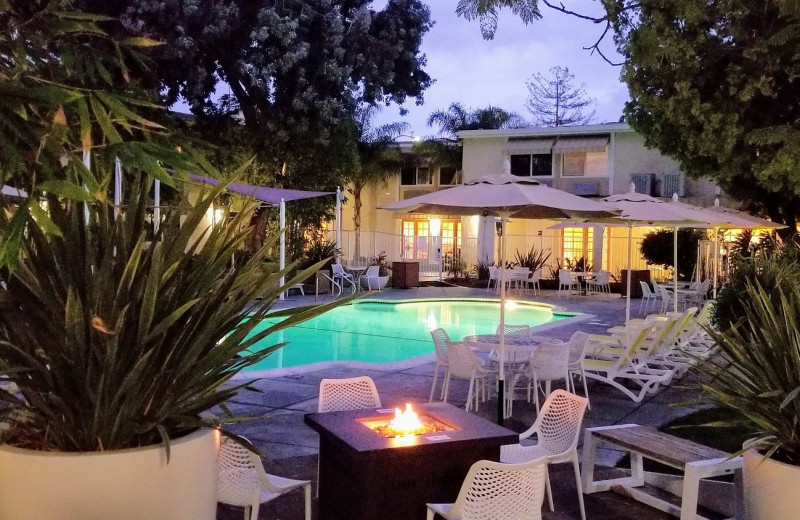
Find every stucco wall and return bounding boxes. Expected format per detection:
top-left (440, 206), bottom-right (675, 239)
top-left (462, 137), bottom-right (506, 182)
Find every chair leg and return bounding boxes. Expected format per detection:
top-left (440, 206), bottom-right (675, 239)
top-left (545, 465), bottom-right (555, 512)
top-left (304, 483), bottom-right (312, 520)
top-left (573, 456), bottom-right (587, 520)
top-left (248, 503), bottom-right (260, 520)
top-left (442, 373), bottom-right (452, 404)
top-left (429, 363), bottom-right (440, 403)
top-left (427, 507), bottom-right (436, 520)
top-left (465, 378), bottom-right (475, 412)
top-left (581, 365), bottom-right (591, 410)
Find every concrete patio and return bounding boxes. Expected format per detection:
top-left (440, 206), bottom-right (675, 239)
top-left (218, 286), bottom-right (710, 520)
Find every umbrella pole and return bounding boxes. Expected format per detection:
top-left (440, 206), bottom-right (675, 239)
top-left (673, 227), bottom-right (678, 313)
top-left (713, 227), bottom-right (719, 299)
top-left (497, 217), bottom-right (507, 425)
top-left (625, 223), bottom-right (633, 343)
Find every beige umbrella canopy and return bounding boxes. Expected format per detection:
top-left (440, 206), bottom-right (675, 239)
top-left (381, 171), bottom-right (619, 424)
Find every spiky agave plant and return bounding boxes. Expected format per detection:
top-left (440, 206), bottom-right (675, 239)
top-left (0, 175), bottom-right (345, 453)
top-left (696, 279), bottom-right (800, 465)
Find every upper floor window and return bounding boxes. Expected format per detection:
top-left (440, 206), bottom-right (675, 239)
top-left (510, 154), bottom-right (552, 177)
top-left (439, 166), bottom-right (459, 185)
top-left (401, 166), bottom-right (432, 186)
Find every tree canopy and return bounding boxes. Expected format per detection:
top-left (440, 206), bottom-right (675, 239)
top-left (525, 66), bottom-right (596, 126)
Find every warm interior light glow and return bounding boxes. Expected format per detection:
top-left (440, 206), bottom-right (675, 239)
top-left (429, 218), bottom-right (442, 236)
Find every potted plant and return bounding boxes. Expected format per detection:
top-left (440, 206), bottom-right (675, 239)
top-left (368, 251), bottom-right (392, 289)
top-left (0, 5), bottom-right (340, 518)
top-left (697, 274), bottom-right (800, 520)
top-left (0, 175), bottom-right (338, 519)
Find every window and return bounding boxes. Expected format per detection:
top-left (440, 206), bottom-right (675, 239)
top-left (562, 228), bottom-right (594, 268)
top-left (510, 154), bottom-right (552, 177)
top-left (440, 221), bottom-right (462, 257)
top-left (402, 220), bottom-right (429, 260)
top-left (439, 166), bottom-right (458, 185)
top-left (400, 166), bottom-right (432, 186)
top-left (562, 153), bottom-right (587, 176)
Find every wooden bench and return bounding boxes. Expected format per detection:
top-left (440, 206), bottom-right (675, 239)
top-left (582, 424), bottom-right (743, 520)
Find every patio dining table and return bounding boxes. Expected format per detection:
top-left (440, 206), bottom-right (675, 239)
top-left (571, 271), bottom-right (596, 295)
top-left (345, 265), bottom-right (369, 291)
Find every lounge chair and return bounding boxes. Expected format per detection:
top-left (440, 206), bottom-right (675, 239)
top-left (582, 325), bottom-right (674, 402)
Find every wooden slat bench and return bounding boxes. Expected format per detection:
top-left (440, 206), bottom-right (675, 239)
top-left (582, 424), bottom-right (743, 520)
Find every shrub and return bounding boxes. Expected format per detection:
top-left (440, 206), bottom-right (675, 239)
top-left (370, 251), bottom-right (392, 276)
top-left (713, 240), bottom-right (800, 329)
top-left (514, 246), bottom-right (551, 274)
top-left (639, 228), bottom-right (706, 281)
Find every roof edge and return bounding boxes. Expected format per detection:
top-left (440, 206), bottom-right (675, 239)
top-left (457, 123), bottom-right (632, 139)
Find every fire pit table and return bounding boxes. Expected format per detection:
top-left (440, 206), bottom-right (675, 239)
top-left (304, 402), bottom-right (518, 520)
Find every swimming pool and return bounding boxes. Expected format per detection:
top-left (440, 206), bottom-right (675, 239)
top-left (241, 298), bottom-right (579, 373)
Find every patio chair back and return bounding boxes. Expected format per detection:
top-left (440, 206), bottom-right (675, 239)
top-left (558, 269), bottom-right (573, 285)
top-left (331, 263), bottom-right (348, 277)
top-left (496, 324), bottom-right (531, 337)
top-left (318, 376), bottom-right (381, 412)
top-left (441, 458), bottom-right (548, 520)
top-left (567, 332), bottom-right (590, 365)
top-left (446, 341), bottom-right (486, 379)
top-left (640, 281), bottom-right (655, 298)
top-left (532, 389), bottom-right (588, 459)
top-left (430, 328), bottom-right (451, 364)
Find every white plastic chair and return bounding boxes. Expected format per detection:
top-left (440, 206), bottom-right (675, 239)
top-left (566, 331), bottom-right (591, 409)
top-left (530, 269), bottom-right (542, 295)
top-left (510, 267), bottom-right (531, 293)
top-left (426, 458), bottom-right (548, 520)
top-left (217, 436), bottom-right (311, 520)
top-left (442, 341), bottom-right (495, 412)
top-left (524, 342), bottom-right (571, 413)
top-left (500, 390), bottom-right (589, 520)
top-left (318, 376), bottom-right (382, 412)
top-left (429, 328), bottom-right (451, 402)
top-left (587, 270), bottom-right (611, 294)
top-left (330, 263), bottom-right (356, 295)
top-left (558, 269), bottom-right (579, 296)
top-left (639, 281), bottom-right (659, 315)
top-left (359, 265), bottom-right (382, 290)
top-left (488, 324), bottom-right (531, 368)
top-left (487, 266), bottom-right (500, 291)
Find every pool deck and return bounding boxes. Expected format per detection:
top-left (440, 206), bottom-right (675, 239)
top-left (218, 287), bottom-right (710, 520)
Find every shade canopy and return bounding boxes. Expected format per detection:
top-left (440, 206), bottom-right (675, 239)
top-left (552, 136), bottom-right (609, 153)
top-left (1, 185), bottom-right (27, 199)
top-left (380, 174), bottom-right (619, 220)
top-left (704, 198), bottom-right (785, 230)
top-left (189, 174), bottom-right (333, 205)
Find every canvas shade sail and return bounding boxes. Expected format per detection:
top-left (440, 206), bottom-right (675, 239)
top-left (381, 172), bottom-right (619, 423)
top-left (189, 174), bottom-right (333, 205)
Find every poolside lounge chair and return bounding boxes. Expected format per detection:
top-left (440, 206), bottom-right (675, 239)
top-left (217, 436), bottom-right (311, 520)
top-left (582, 325), bottom-right (674, 402)
top-left (426, 458), bottom-right (548, 520)
top-left (501, 390), bottom-right (588, 520)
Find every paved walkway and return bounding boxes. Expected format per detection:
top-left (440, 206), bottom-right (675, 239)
top-left (218, 287), bottom-right (708, 520)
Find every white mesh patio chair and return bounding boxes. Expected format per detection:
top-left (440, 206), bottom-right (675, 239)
top-left (442, 341), bottom-right (495, 412)
top-left (330, 263), bottom-right (356, 295)
top-left (487, 266), bottom-right (500, 290)
top-left (500, 390), bottom-right (589, 520)
top-left (426, 458), bottom-right (548, 520)
top-left (217, 436), bottom-right (311, 520)
top-left (524, 342), bottom-right (571, 414)
top-left (510, 267), bottom-right (531, 293)
top-left (558, 269), bottom-right (579, 297)
top-left (587, 270), bottom-right (611, 294)
top-left (530, 269), bottom-right (542, 295)
top-left (429, 328), bottom-right (451, 402)
top-left (488, 324), bottom-right (531, 368)
top-left (566, 331), bottom-right (591, 409)
top-left (318, 375), bottom-right (382, 413)
top-left (316, 376), bottom-right (382, 496)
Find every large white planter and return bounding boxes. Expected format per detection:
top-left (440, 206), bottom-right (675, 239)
top-left (0, 428), bottom-right (219, 520)
top-left (743, 448), bottom-right (800, 520)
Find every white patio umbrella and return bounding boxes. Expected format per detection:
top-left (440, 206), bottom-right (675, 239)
top-left (380, 171), bottom-right (619, 424)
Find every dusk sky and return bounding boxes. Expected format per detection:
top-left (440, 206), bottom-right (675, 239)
top-left (373, 2), bottom-right (630, 137)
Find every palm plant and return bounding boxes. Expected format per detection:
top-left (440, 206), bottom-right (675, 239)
top-left (348, 104), bottom-right (409, 259)
top-left (426, 102), bottom-right (528, 139)
top-left (514, 246), bottom-right (551, 274)
top-left (0, 175), bottom-right (344, 452)
top-left (696, 280), bottom-right (800, 465)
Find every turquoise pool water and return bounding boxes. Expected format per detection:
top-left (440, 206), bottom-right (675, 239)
top-left (243, 299), bottom-right (576, 372)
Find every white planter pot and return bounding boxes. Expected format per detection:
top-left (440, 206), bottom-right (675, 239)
top-left (743, 448), bottom-right (800, 520)
top-left (0, 428), bottom-right (219, 520)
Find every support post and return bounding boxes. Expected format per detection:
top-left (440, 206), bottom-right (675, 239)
top-left (335, 186), bottom-right (342, 264)
top-left (673, 227), bottom-right (679, 313)
top-left (497, 216), bottom-right (508, 425)
top-left (713, 227), bottom-right (719, 298)
top-left (82, 150), bottom-right (91, 224)
top-left (280, 198), bottom-right (286, 301)
top-left (153, 179), bottom-right (161, 234)
top-left (114, 157), bottom-right (122, 220)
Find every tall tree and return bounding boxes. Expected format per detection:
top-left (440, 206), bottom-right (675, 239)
top-left (457, 0), bottom-right (800, 237)
top-left (349, 105), bottom-right (409, 258)
top-left (77, 0), bottom-right (433, 189)
top-left (525, 66), bottom-right (596, 127)
top-left (427, 102), bottom-right (527, 139)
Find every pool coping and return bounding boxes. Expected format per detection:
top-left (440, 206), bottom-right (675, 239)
top-left (232, 299), bottom-right (594, 381)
